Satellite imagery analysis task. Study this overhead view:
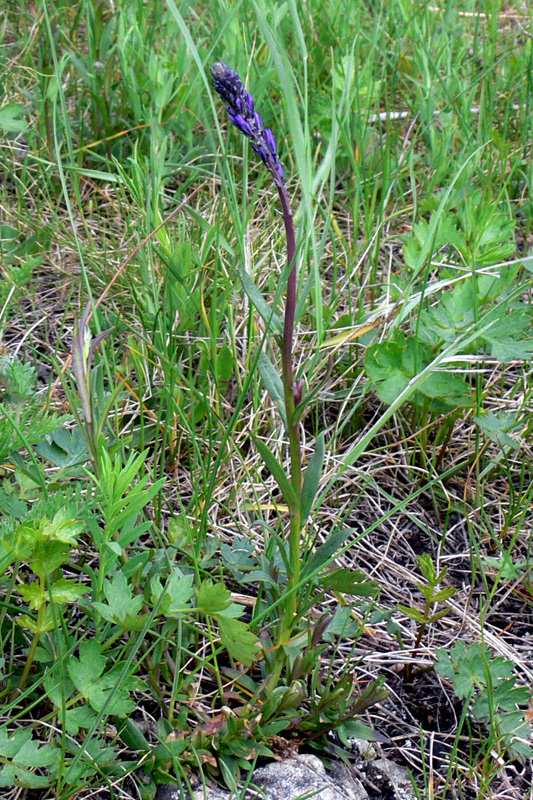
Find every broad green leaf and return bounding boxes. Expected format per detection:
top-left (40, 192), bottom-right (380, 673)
top-left (398, 604), bottom-right (427, 624)
top-left (18, 578), bottom-right (88, 610)
top-left (65, 706), bottom-right (98, 735)
top-left (0, 728), bottom-right (56, 789)
top-left (68, 640), bottom-right (135, 716)
top-left (164, 571), bottom-right (196, 612)
top-left (17, 582), bottom-right (47, 610)
top-left (17, 606), bottom-right (56, 634)
top-left (403, 214), bottom-right (462, 276)
top-left (0, 763), bottom-right (51, 789)
top-left (0, 103), bottom-right (28, 134)
top-left (321, 567), bottom-right (379, 597)
top-left (337, 719), bottom-right (385, 744)
top-left (301, 431), bottom-right (325, 524)
top-left (94, 571), bottom-right (148, 629)
top-left (366, 333), bottom-right (472, 407)
top-left (35, 426), bottom-right (90, 468)
top-left (196, 579), bottom-right (231, 613)
top-left (375, 374), bottom-right (410, 405)
top-left (0, 487), bottom-right (27, 520)
top-left (30, 540), bottom-right (70, 578)
top-left (417, 372), bottom-right (471, 403)
top-left (151, 571), bottom-right (195, 616)
top-left (216, 615), bottom-right (260, 666)
top-left (151, 738), bottom-right (189, 766)
top-left (430, 587), bottom-right (457, 603)
top-left (475, 410), bottom-right (520, 449)
top-left (216, 344), bottom-right (234, 382)
top-left (43, 510), bottom-right (85, 544)
top-left (115, 717), bottom-right (152, 753)
top-left (323, 606), bottom-right (359, 640)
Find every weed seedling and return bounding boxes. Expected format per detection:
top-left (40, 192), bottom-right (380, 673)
top-left (398, 553), bottom-right (457, 682)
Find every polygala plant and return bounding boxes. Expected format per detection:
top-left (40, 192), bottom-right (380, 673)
top-left (210, 62), bottom-right (380, 692)
top-left (211, 61), bottom-right (303, 680)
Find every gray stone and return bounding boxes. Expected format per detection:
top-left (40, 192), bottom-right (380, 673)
top-left (358, 757), bottom-right (417, 800)
top-left (183, 754), bottom-right (368, 800)
top-left (250, 754), bottom-right (368, 800)
top-left (157, 753), bottom-right (417, 800)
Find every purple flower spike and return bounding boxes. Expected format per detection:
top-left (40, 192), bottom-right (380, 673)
top-left (264, 128), bottom-right (277, 156)
top-left (210, 61), bottom-right (285, 187)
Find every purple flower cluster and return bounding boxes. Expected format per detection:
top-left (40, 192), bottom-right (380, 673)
top-left (210, 62), bottom-right (285, 186)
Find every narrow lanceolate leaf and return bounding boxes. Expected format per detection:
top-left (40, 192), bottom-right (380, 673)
top-left (300, 528), bottom-right (357, 580)
top-left (257, 352), bottom-right (288, 430)
top-left (239, 267), bottom-right (283, 334)
top-left (252, 434), bottom-right (298, 510)
top-left (301, 431), bottom-right (325, 524)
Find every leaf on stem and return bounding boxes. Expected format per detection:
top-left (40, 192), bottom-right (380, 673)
top-left (301, 431), bottom-right (325, 524)
top-left (239, 268), bottom-right (283, 335)
top-left (257, 352), bottom-right (288, 430)
top-left (252, 434), bottom-right (297, 509)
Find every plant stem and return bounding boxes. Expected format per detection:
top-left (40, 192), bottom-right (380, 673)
top-left (12, 609), bottom-right (44, 700)
top-left (275, 182), bottom-right (303, 665)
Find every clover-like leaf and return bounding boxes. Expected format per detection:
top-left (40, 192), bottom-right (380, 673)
top-left (216, 615), bottom-right (260, 667)
top-left (0, 727), bottom-right (56, 789)
top-left (93, 571), bottom-right (145, 629)
top-left (68, 639), bottom-right (135, 716)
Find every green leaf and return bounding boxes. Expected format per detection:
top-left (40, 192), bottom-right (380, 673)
top-left (64, 706), bottom-right (98, 735)
top-left (430, 587), bottom-right (457, 603)
top-left (68, 640), bottom-right (135, 716)
top-left (366, 332), bottom-right (472, 408)
top-left (151, 738), bottom-right (189, 766)
top-left (93, 571), bottom-right (145, 629)
top-left (0, 728), bottom-right (56, 789)
top-left (322, 606), bottom-right (359, 640)
top-left (252, 434), bottom-right (298, 509)
top-left (42, 510), bottom-right (85, 544)
top-left (196, 579), bottom-right (231, 613)
top-left (216, 344), bottom-right (234, 382)
top-left (301, 528), bottom-right (356, 580)
top-left (426, 607), bottom-right (452, 624)
top-left (151, 571), bottom-right (195, 616)
top-left (417, 371), bottom-right (471, 404)
top-left (17, 582), bottom-right (47, 610)
top-left (321, 567), bottom-right (379, 597)
top-left (403, 214), bottom-right (463, 276)
top-left (115, 717), bottom-right (152, 753)
top-left (18, 578), bottom-right (88, 610)
top-left (337, 719), bottom-right (383, 744)
top-left (475, 410), bottom-right (520, 449)
top-left (0, 487), bottom-right (27, 520)
top-left (17, 606), bottom-right (56, 634)
top-left (216, 615), bottom-right (260, 667)
top-left (238, 267), bottom-right (282, 334)
top-left (301, 431), bottom-right (325, 524)
top-left (0, 103), bottom-right (28, 134)
top-left (35, 426), bottom-right (90, 467)
top-left (398, 604), bottom-right (427, 624)
top-left (257, 352), bottom-right (288, 429)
